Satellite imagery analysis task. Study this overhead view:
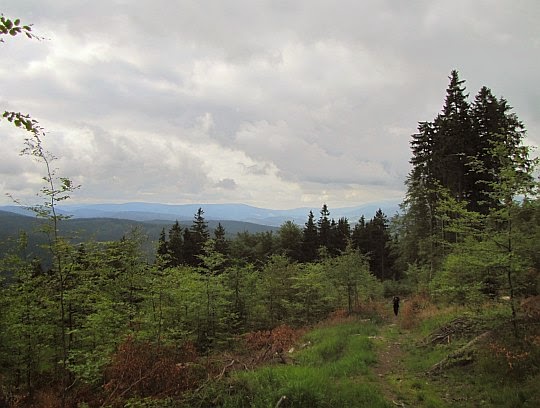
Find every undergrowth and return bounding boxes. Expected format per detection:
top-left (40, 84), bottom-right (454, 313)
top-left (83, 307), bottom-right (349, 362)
top-left (181, 318), bottom-right (391, 408)
top-left (393, 300), bottom-right (540, 407)
top-left (105, 300), bottom-right (539, 407)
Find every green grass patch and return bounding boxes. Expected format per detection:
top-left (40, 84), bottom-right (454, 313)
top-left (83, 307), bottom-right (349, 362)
top-left (296, 320), bottom-right (378, 376)
top-left (214, 319), bottom-right (391, 408)
top-left (167, 303), bottom-right (538, 408)
top-left (392, 303), bottom-right (540, 407)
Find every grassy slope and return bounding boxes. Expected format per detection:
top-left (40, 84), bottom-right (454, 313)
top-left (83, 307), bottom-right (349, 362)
top-left (173, 318), bottom-right (392, 408)
top-left (378, 302), bottom-right (540, 408)
top-left (98, 301), bottom-right (540, 407)
top-left (183, 303), bottom-right (538, 408)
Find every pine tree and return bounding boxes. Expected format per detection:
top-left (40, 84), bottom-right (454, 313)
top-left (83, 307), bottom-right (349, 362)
top-left (332, 217), bottom-right (350, 255)
top-left (190, 208), bottom-right (210, 266)
top-left (182, 228), bottom-right (197, 266)
top-left (351, 216), bottom-right (368, 253)
top-left (366, 209), bottom-right (393, 280)
top-left (167, 221), bottom-right (183, 267)
top-left (317, 204), bottom-right (332, 250)
top-left (301, 211), bottom-right (319, 262)
top-left (469, 86), bottom-right (527, 214)
top-left (432, 70), bottom-right (472, 202)
top-left (213, 222), bottom-right (229, 256)
top-left (278, 221), bottom-right (303, 261)
top-left (402, 69), bottom-right (534, 276)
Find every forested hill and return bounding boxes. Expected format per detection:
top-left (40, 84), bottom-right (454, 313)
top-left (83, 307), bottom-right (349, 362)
top-left (0, 210), bottom-right (278, 261)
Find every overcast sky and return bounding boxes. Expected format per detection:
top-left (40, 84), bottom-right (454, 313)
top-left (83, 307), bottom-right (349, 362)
top-left (1, 1), bottom-right (539, 210)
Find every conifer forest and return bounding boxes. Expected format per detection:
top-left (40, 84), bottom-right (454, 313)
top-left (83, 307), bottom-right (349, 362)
top-left (1, 13), bottom-right (539, 408)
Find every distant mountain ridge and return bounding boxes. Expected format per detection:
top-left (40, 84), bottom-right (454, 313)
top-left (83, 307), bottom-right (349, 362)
top-left (0, 210), bottom-right (280, 265)
top-left (0, 200), bottom-right (401, 227)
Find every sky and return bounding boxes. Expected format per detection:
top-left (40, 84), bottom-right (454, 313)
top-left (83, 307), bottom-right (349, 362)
top-left (1, 0), bottom-right (539, 210)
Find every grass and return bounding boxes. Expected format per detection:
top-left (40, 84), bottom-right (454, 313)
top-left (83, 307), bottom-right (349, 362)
top-left (384, 302), bottom-right (540, 408)
top-left (210, 318), bottom-right (391, 408)
top-left (125, 301), bottom-right (540, 407)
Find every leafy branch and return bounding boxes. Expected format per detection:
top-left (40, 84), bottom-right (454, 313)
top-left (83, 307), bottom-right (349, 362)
top-left (0, 14), bottom-right (39, 41)
top-left (3, 111), bottom-right (80, 222)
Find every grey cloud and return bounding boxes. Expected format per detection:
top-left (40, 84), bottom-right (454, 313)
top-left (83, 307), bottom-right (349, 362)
top-left (242, 163), bottom-right (271, 176)
top-left (1, 0), bottom-right (539, 208)
top-left (214, 178), bottom-right (237, 190)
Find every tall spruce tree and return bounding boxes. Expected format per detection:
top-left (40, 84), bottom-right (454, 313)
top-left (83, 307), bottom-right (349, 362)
top-left (317, 204), bottom-right (332, 250)
top-left (278, 221), bottom-right (303, 261)
top-left (157, 228), bottom-right (168, 258)
top-left (333, 217), bottom-right (351, 255)
top-left (301, 211), bottom-right (319, 262)
top-left (432, 70), bottom-right (473, 202)
top-left (351, 216), bottom-right (369, 253)
top-left (469, 86), bottom-right (527, 214)
top-left (190, 207), bottom-right (210, 266)
top-left (402, 69), bottom-right (533, 273)
top-left (167, 221), bottom-right (183, 267)
top-left (367, 209), bottom-right (393, 280)
top-left (182, 228), bottom-right (197, 266)
top-left (213, 222), bottom-right (229, 256)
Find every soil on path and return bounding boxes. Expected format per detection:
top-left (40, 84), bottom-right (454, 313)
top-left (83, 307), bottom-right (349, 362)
top-left (372, 323), bottom-right (407, 407)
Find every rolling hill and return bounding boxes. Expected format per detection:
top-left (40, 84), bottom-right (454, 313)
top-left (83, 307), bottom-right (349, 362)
top-left (0, 210), bottom-right (279, 265)
top-left (1, 200), bottom-right (401, 226)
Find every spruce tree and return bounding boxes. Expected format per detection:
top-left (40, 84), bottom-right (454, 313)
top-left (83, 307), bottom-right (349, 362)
top-left (167, 221), bottom-right (183, 267)
top-left (301, 211), bottom-right (319, 262)
top-left (402, 69), bottom-right (533, 273)
top-left (213, 222), bottom-right (229, 256)
top-left (278, 221), bottom-right (303, 261)
top-left (432, 70), bottom-right (472, 202)
top-left (182, 228), bottom-right (197, 266)
top-left (351, 216), bottom-right (368, 253)
top-left (157, 228), bottom-right (168, 260)
top-left (366, 209), bottom-right (393, 280)
top-left (317, 204), bottom-right (332, 250)
top-left (469, 86), bottom-right (527, 213)
top-left (332, 217), bottom-right (351, 255)
top-left (190, 208), bottom-right (210, 266)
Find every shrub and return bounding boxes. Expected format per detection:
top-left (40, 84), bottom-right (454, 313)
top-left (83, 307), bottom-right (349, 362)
top-left (102, 336), bottom-right (200, 405)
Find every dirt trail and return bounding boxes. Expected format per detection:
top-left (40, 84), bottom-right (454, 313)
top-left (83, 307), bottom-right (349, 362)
top-left (372, 323), bottom-right (407, 407)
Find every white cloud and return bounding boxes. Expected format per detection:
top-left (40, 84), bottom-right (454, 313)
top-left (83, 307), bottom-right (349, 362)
top-left (1, 0), bottom-right (539, 209)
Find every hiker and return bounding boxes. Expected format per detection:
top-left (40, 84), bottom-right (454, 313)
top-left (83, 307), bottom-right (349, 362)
top-left (393, 296), bottom-right (400, 316)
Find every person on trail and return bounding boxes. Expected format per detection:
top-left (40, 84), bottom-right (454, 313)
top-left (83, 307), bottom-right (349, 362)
top-left (393, 296), bottom-right (400, 316)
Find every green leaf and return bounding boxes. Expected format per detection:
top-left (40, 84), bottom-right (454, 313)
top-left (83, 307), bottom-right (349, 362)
top-left (14, 19), bottom-right (20, 26)
top-left (5, 19), bottom-right (12, 29)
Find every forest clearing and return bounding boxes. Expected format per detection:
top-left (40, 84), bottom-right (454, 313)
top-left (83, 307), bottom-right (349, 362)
top-left (115, 298), bottom-right (538, 407)
top-left (150, 298), bottom-right (540, 408)
top-left (2, 295), bottom-right (538, 407)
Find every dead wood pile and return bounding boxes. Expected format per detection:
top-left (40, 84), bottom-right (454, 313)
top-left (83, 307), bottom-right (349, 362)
top-left (423, 316), bottom-right (485, 346)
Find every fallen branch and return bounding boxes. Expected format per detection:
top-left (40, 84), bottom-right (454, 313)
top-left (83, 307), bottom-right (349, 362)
top-left (424, 317), bottom-right (482, 345)
top-left (275, 395), bottom-right (287, 407)
top-left (215, 359), bottom-right (236, 380)
top-left (428, 331), bottom-right (491, 375)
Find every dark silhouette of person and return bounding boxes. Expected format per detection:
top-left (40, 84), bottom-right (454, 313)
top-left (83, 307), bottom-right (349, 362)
top-left (393, 296), bottom-right (400, 316)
